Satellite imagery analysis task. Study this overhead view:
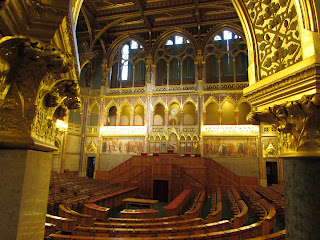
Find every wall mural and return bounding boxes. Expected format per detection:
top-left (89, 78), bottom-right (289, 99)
top-left (203, 137), bottom-right (257, 157)
top-left (102, 137), bottom-right (145, 154)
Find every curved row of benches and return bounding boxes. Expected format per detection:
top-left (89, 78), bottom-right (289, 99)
top-left (48, 221), bottom-right (284, 240)
top-left (46, 185), bottom-right (281, 240)
top-left (48, 229), bottom-right (285, 240)
top-left (227, 187), bottom-right (248, 228)
top-left (206, 188), bottom-right (222, 223)
top-left (184, 190), bottom-right (206, 220)
top-left (240, 186), bottom-right (277, 235)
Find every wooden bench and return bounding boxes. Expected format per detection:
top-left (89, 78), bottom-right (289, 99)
top-left (87, 186), bottom-right (139, 208)
top-left (46, 214), bottom-right (76, 232)
top-left (232, 200), bottom-right (248, 228)
top-left (163, 189), bottom-right (191, 217)
top-left (58, 205), bottom-right (94, 226)
top-left (45, 223), bottom-right (57, 239)
top-left (119, 209), bottom-right (160, 219)
top-left (107, 215), bottom-right (180, 223)
top-left (49, 220), bottom-right (265, 239)
top-left (207, 188), bottom-right (222, 223)
top-left (83, 203), bottom-right (110, 222)
top-left (184, 190), bottom-right (206, 220)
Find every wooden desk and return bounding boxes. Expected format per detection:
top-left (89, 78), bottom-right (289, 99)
top-left (122, 198), bottom-right (159, 209)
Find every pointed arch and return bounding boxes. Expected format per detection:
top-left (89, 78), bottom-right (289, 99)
top-left (119, 99), bottom-right (133, 112)
top-left (104, 99), bottom-right (118, 114)
top-left (204, 96), bottom-right (219, 110)
top-left (133, 98), bottom-right (146, 110)
top-left (183, 96), bottom-right (198, 112)
top-left (88, 101), bottom-right (100, 126)
top-left (151, 28), bottom-right (198, 59)
top-left (231, 0), bottom-right (259, 84)
top-left (152, 97), bottom-right (167, 111)
top-left (89, 101), bottom-right (100, 114)
top-left (295, 0), bottom-right (319, 32)
top-left (168, 97), bottom-right (181, 108)
top-left (106, 34), bottom-right (148, 65)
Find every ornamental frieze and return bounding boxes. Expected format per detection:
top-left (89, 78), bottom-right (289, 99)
top-left (244, 0), bottom-right (302, 79)
top-left (247, 93), bottom-right (320, 157)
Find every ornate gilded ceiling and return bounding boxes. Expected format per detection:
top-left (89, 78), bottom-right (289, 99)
top-left (77, 0), bottom-right (240, 52)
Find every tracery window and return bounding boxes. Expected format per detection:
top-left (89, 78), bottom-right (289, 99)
top-left (155, 35), bottom-right (195, 86)
top-left (110, 40), bottom-right (146, 88)
top-left (69, 110), bottom-right (81, 124)
top-left (205, 30), bottom-right (248, 83)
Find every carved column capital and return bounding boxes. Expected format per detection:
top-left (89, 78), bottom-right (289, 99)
top-left (0, 36), bottom-right (80, 151)
top-left (247, 93), bottom-right (320, 157)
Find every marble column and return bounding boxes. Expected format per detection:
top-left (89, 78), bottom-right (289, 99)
top-left (247, 93), bottom-right (320, 239)
top-left (283, 157), bottom-right (320, 239)
top-left (0, 150), bottom-right (52, 240)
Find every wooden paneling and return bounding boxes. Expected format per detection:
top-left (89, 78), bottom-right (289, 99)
top-left (95, 155), bottom-right (257, 199)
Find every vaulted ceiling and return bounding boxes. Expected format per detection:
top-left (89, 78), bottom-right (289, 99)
top-left (76, 0), bottom-right (241, 53)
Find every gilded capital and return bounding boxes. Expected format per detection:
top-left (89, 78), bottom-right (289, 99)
top-left (247, 93), bottom-right (320, 157)
top-left (0, 36), bottom-right (79, 150)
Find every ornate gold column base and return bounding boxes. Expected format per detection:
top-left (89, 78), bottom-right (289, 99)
top-left (0, 149), bottom-right (52, 240)
top-left (283, 157), bottom-right (320, 239)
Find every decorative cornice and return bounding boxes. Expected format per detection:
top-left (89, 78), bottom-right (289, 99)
top-left (247, 93), bottom-right (320, 157)
top-left (244, 63), bottom-right (320, 108)
top-left (0, 0), bottom-right (71, 42)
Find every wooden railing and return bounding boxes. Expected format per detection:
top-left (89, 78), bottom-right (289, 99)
top-left (163, 189), bottom-right (191, 217)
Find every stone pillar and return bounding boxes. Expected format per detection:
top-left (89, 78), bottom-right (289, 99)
top-left (0, 150), bottom-right (52, 240)
top-left (79, 99), bottom-right (88, 177)
top-left (180, 111), bottom-right (184, 125)
top-left (165, 109), bottom-right (169, 126)
top-left (248, 93), bottom-right (320, 239)
top-left (257, 134), bottom-right (267, 187)
top-left (116, 110), bottom-right (121, 126)
top-left (60, 130), bottom-right (68, 173)
top-left (130, 111), bottom-right (134, 126)
top-left (283, 157), bottom-right (320, 238)
top-left (0, 36), bottom-right (79, 240)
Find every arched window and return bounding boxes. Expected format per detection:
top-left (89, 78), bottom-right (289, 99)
top-left (205, 29), bottom-right (248, 83)
top-left (156, 59), bottom-right (167, 86)
top-left (156, 35), bottom-right (195, 86)
top-left (205, 55), bottom-right (219, 83)
top-left (89, 103), bottom-right (99, 126)
top-left (110, 40), bottom-right (146, 88)
top-left (69, 110), bottom-right (81, 124)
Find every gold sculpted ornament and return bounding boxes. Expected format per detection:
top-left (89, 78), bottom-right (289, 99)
top-left (247, 93), bottom-right (320, 157)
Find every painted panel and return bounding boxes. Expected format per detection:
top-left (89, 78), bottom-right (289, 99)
top-left (101, 137), bottom-right (144, 154)
top-left (203, 137), bottom-right (257, 157)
